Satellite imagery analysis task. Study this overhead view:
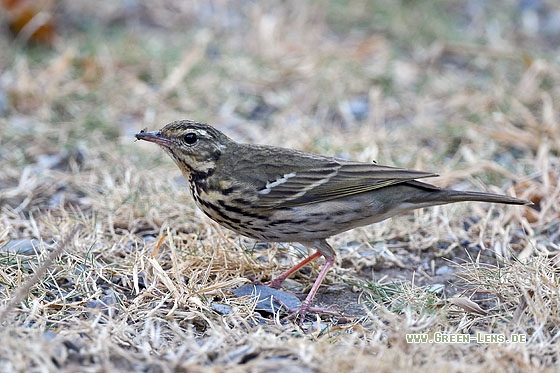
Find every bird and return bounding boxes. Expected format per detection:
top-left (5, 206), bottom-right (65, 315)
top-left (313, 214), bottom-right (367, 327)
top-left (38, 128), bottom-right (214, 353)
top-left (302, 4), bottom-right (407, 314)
top-left (136, 119), bottom-right (531, 321)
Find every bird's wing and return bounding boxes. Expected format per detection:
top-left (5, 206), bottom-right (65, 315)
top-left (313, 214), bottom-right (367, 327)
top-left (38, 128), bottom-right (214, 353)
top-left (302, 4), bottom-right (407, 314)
top-left (250, 160), bottom-right (438, 210)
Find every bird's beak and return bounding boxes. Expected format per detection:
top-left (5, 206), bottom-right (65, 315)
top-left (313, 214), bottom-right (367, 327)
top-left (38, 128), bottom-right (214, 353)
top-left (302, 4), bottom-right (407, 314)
top-left (135, 129), bottom-right (173, 147)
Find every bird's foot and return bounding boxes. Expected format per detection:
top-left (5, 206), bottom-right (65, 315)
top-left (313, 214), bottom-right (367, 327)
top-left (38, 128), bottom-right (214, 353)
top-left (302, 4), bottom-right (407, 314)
top-left (250, 275), bottom-right (282, 289)
top-left (264, 277), bottom-right (284, 289)
top-left (274, 298), bottom-right (344, 325)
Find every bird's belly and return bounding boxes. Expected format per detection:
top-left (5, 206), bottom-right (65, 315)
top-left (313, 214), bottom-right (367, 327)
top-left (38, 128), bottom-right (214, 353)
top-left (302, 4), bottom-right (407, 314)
top-left (193, 191), bottom-right (420, 242)
top-left (261, 202), bottom-right (384, 240)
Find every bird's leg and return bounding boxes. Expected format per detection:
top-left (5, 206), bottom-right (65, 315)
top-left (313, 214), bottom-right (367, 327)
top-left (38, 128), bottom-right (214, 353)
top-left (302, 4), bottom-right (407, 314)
top-left (294, 256), bottom-right (335, 320)
top-left (275, 240), bottom-right (338, 323)
top-left (267, 240), bottom-right (340, 323)
top-left (267, 251), bottom-right (323, 289)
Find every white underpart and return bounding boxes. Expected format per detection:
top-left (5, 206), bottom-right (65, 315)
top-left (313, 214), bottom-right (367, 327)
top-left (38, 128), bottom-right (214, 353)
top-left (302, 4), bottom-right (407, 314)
top-left (259, 172), bottom-right (297, 194)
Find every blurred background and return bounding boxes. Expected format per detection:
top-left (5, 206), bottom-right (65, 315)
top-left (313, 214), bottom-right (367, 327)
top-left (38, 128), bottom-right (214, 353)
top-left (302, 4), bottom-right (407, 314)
top-left (2, 0), bottom-right (558, 146)
top-left (0, 1), bottom-right (559, 371)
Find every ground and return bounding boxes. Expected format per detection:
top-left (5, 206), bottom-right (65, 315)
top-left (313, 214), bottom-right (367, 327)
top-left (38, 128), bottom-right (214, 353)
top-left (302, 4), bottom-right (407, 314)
top-left (0, 0), bottom-right (559, 372)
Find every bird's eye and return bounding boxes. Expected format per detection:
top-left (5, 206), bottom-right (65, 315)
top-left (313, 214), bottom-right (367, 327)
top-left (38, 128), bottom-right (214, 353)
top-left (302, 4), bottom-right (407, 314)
top-left (184, 133), bottom-right (198, 144)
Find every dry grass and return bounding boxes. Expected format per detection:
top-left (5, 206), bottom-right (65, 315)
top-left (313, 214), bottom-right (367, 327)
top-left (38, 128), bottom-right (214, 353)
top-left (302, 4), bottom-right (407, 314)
top-left (1, 0), bottom-right (559, 371)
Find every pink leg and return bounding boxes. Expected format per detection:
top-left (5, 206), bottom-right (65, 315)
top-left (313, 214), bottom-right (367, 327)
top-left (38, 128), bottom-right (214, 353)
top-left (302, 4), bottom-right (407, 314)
top-left (295, 256), bottom-right (335, 320)
top-left (267, 240), bottom-right (340, 323)
top-left (268, 251), bottom-right (323, 289)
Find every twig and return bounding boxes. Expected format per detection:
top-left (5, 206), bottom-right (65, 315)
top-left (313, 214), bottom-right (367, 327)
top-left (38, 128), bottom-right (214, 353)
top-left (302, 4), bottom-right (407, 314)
top-left (0, 227), bottom-right (79, 322)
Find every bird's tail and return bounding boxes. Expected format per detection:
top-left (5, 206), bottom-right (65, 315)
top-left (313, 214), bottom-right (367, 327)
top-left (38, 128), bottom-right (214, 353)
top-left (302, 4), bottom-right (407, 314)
top-left (405, 180), bottom-right (532, 206)
top-left (441, 190), bottom-right (530, 205)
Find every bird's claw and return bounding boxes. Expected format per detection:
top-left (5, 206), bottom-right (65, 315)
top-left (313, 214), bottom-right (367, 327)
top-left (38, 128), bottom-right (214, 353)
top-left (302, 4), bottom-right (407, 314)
top-left (273, 298), bottom-right (345, 325)
top-left (264, 278), bottom-right (284, 289)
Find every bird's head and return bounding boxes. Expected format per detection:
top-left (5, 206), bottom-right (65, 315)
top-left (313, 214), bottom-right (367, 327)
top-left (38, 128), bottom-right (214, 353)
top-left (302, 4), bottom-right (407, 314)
top-left (136, 120), bottom-right (233, 175)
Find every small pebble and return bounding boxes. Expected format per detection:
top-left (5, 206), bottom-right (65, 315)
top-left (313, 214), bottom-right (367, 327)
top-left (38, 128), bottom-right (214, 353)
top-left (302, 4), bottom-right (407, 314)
top-left (233, 284), bottom-right (301, 313)
top-left (435, 265), bottom-right (452, 276)
top-left (1, 239), bottom-right (42, 255)
top-left (211, 303), bottom-right (233, 315)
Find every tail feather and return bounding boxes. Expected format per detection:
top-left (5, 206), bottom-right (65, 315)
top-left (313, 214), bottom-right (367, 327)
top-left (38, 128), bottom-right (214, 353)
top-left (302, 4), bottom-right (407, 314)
top-left (405, 180), bottom-right (531, 206)
top-left (442, 190), bottom-right (530, 205)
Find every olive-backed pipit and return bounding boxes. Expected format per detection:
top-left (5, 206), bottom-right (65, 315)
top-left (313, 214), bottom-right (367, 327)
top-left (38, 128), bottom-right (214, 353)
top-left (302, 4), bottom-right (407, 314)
top-left (136, 120), bottom-right (530, 321)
